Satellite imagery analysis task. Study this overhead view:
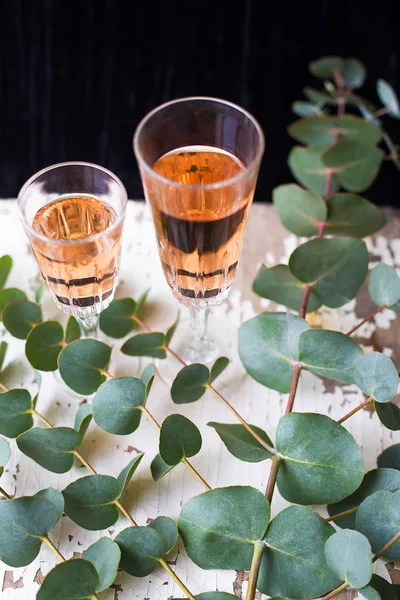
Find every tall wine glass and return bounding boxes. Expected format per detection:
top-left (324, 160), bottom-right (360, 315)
top-left (134, 97), bottom-right (264, 363)
top-left (18, 162), bottom-right (128, 337)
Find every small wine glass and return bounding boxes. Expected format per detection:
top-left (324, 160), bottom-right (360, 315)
top-left (18, 162), bottom-right (128, 337)
top-left (134, 97), bottom-right (264, 363)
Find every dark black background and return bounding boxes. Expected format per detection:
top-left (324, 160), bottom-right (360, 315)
top-left (0, 0), bottom-right (399, 204)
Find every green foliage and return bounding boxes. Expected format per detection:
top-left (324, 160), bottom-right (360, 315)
top-left (288, 115), bottom-right (381, 148)
top-left (117, 453), bottom-right (144, 496)
top-left (160, 414), bottom-right (202, 465)
top-left (26, 321), bottom-right (64, 371)
top-left (100, 297), bottom-right (137, 338)
top-left (0, 255), bottom-right (12, 288)
top-left (165, 312), bottom-right (180, 345)
top-left (150, 515), bottom-right (179, 552)
top-left (63, 474), bottom-right (121, 530)
top-left (309, 56), bottom-right (366, 89)
top-left (377, 79), bottom-right (400, 118)
top-left (239, 312), bottom-right (309, 393)
top-left (326, 193), bottom-right (386, 237)
top-left (273, 184), bottom-right (327, 236)
top-left (83, 537), bottom-right (121, 592)
top-left (353, 352), bottom-right (399, 403)
top-left (121, 332), bottom-right (167, 359)
top-left (171, 363), bottom-right (209, 403)
top-left (292, 101), bottom-right (321, 117)
top-left (209, 356), bottom-right (230, 383)
top-left (360, 575), bottom-right (398, 600)
top-left (325, 529), bottom-right (372, 588)
top-left (322, 140), bottom-right (383, 192)
top-left (35, 488), bottom-right (65, 522)
top-left (0, 435), bottom-right (11, 475)
top-left (368, 264), bottom-right (400, 307)
top-left (2, 300), bottom-right (42, 339)
top-left (356, 490), bottom-right (400, 559)
top-left (0, 388), bottom-right (33, 438)
top-left (309, 56), bottom-right (345, 79)
top-left (74, 404), bottom-right (93, 442)
top-left (378, 445), bottom-right (400, 471)
top-left (179, 486), bottom-right (270, 570)
top-left (0, 288), bottom-right (27, 319)
top-left (375, 402), bottom-right (400, 431)
top-left (276, 413), bottom-right (364, 504)
top-left (150, 453), bottom-right (175, 481)
top-left (37, 559), bottom-right (100, 600)
top-left (0, 495), bottom-right (60, 566)
top-left (288, 146), bottom-right (339, 195)
top-left (65, 316), bottom-right (81, 343)
top-left (289, 237), bottom-right (369, 308)
top-left (17, 426), bottom-right (80, 473)
top-left (141, 364), bottom-right (155, 398)
top-left (0, 340), bottom-right (7, 372)
top-left (208, 422), bottom-right (273, 462)
top-left (58, 339), bottom-right (112, 395)
top-left (252, 265), bottom-right (321, 313)
top-left (92, 376), bottom-right (145, 434)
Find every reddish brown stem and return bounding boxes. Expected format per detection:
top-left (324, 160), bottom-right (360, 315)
top-left (285, 364), bottom-right (301, 414)
top-left (337, 396), bottom-right (373, 424)
top-left (299, 286), bottom-right (312, 319)
top-left (265, 457), bottom-right (282, 502)
top-left (346, 304), bottom-right (387, 336)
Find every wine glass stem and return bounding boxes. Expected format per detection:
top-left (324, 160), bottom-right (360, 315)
top-left (76, 314), bottom-right (99, 338)
top-left (190, 307), bottom-right (210, 345)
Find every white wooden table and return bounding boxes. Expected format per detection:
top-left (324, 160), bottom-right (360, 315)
top-left (0, 200), bottom-right (399, 599)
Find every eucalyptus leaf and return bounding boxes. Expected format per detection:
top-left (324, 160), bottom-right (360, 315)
top-left (58, 339), bottom-right (112, 395)
top-left (117, 453), bottom-right (144, 496)
top-left (273, 184), bottom-right (326, 236)
top-left (35, 282), bottom-right (45, 303)
top-left (289, 237), bottom-right (369, 308)
top-left (0, 288), bottom-right (27, 319)
top-left (100, 298), bottom-right (137, 338)
top-left (368, 264), bottom-right (400, 307)
top-left (65, 316), bottom-right (81, 343)
top-left (160, 414), bottom-right (202, 466)
top-left (325, 529), bottom-right (372, 588)
top-left (0, 340), bottom-right (7, 372)
top-left (17, 426), bottom-right (80, 473)
top-left (288, 115), bottom-right (381, 148)
top-left (0, 436), bottom-right (11, 475)
top-left (121, 332), bottom-right (167, 359)
top-left (258, 505), bottom-right (340, 598)
top-left (35, 488), bottom-right (65, 522)
top-left (150, 453), bottom-right (175, 481)
top-left (171, 363), bottom-right (209, 404)
top-left (252, 265), bottom-right (321, 313)
top-left (115, 525), bottom-right (168, 577)
top-left (74, 404), bottom-right (93, 442)
top-left (0, 388), bottom-right (33, 438)
top-left (360, 575), bottom-right (398, 600)
top-left (239, 312), bottom-right (310, 393)
top-left (165, 312), bottom-right (180, 345)
top-left (288, 146), bottom-right (339, 195)
top-left (377, 79), bottom-right (400, 118)
top-left (303, 86), bottom-right (333, 104)
top-left (141, 364), bottom-right (155, 398)
top-left (209, 356), bottom-right (230, 384)
top-left (276, 413), bottom-right (364, 504)
top-left (178, 486), bottom-right (270, 570)
top-left (92, 376), bottom-right (145, 434)
top-left (353, 352), bottom-right (399, 403)
top-left (63, 474), bottom-right (120, 530)
top-left (356, 490), bottom-right (400, 559)
top-left (0, 255), bottom-right (12, 289)
top-left (327, 468), bottom-right (400, 529)
top-left (37, 558), bottom-right (100, 600)
top-left (149, 516), bottom-right (179, 553)
top-left (0, 495), bottom-right (60, 567)
top-left (378, 445), bottom-right (400, 471)
top-left (135, 288), bottom-right (149, 316)
top-left (299, 329), bottom-right (364, 383)
top-left (309, 56), bottom-right (344, 79)
top-left (25, 321), bottom-right (64, 371)
top-left (83, 537), bottom-right (121, 592)
top-left (208, 422), bottom-right (273, 462)
top-left (322, 140), bottom-right (383, 192)
top-left (342, 58), bottom-right (367, 89)
top-left (292, 101), bottom-right (320, 117)
top-left (375, 402), bottom-right (400, 431)
top-left (326, 193), bottom-right (386, 237)
top-left (2, 300), bottom-right (42, 339)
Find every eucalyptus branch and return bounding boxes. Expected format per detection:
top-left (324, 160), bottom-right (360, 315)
top-left (158, 558), bottom-right (197, 600)
top-left (382, 130), bottom-right (400, 172)
top-left (265, 456), bottom-right (282, 502)
top-left (246, 542), bottom-right (264, 600)
top-left (337, 396), bottom-right (373, 424)
top-left (325, 506), bottom-right (358, 522)
top-left (346, 304), bottom-right (387, 336)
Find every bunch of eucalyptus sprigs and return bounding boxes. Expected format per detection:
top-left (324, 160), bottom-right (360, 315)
top-left (1, 55), bottom-right (400, 600)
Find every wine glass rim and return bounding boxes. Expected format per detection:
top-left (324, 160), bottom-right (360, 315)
top-left (17, 161), bottom-right (128, 246)
top-left (133, 96), bottom-right (265, 190)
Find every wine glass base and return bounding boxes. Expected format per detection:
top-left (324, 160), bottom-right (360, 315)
top-left (182, 336), bottom-right (219, 365)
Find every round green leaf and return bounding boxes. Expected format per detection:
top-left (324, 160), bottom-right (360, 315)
top-left (117, 453), bottom-right (144, 496)
top-left (375, 402), bottom-right (400, 431)
top-left (0, 436), bottom-right (11, 476)
top-left (65, 316), bottom-right (81, 343)
top-left (178, 486), bottom-right (270, 570)
top-left (37, 558), bottom-right (100, 600)
top-left (150, 453), bottom-right (175, 481)
top-left (252, 265), bottom-right (321, 314)
top-left (356, 490), bottom-right (400, 560)
top-left (17, 426), bottom-right (80, 473)
top-left (0, 388), bottom-right (33, 438)
top-left (25, 321), bottom-right (64, 372)
top-left (115, 525), bottom-right (167, 576)
top-left (369, 264), bottom-right (400, 307)
top-left (309, 56), bottom-right (344, 79)
top-left (0, 495), bottom-right (60, 567)
top-left (276, 413), bottom-right (364, 504)
top-left (74, 404), bottom-right (93, 442)
top-left (100, 298), bottom-right (136, 338)
top-left (326, 193), bottom-right (386, 238)
top-left (135, 288), bottom-right (149, 316)
top-left (360, 575), bottom-right (398, 600)
top-left (273, 184), bottom-right (326, 236)
top-left (288, 146), bottom-right (339, 195)
top-left (141, 364), bottom-right (155, 398)
top-left (83, 537), bottom-right (121, 592)
top-left (292, 101), bottom-right (320, 117)
top-left (0, 288), bottom-right (27, 319)
top-left (239, 312), bottom-right (310, 393)
top-left (258, 505), bottom-right (340, 599)
top-left (377, 79), bottom-right (400, 118)
top-left (0, 340), bottom-right (7, 372)
top-left (209, 356), bottom-right (230, 384)
top-left (121, 332), bottom-right (167, 359)
top-left (63, 474), bottom-right (120, 530)
top-left (171, 364), bottom-right (209, 404)
top-left (0, 255), bottom-right (12, 289)
top-left (378, 445), bottom-right (400, 471)
top-left (58, 339), bottom-right (112, 395)
top-left (149, 516), bottom-right (179, 553)
top-left (165, 312), bottom-right (180, 345)
top-left (92, 376), bottom-right (145, 434)
top-left (299, 329), bottom-right (364, 383)
top-left (160, 414), bottom-right (202, 466)
top-left (289, 115), bottom-right (381, 148)
top-left (353, 352), bottom-right (398, 403)
top-left (35, 488), bottom-right (65, 522)
top-left (322, 140), bottom-right (383, 192)
top-left (325, 529), bottom-right (372, 588)
top-left (289, 238), bottom-right (369, 308)
top-left (337, 115), bottom-right (382, 144)
top-left (327, 468), bottom-right (400, 529)
top-left (2, 300), bottom-right (42, 339)
top-left (303, 86), bottom-right (333, 105)
top-left (208, 422), bottom-right (274, 462)
top-left (342, 58), bottom-right (367, 89)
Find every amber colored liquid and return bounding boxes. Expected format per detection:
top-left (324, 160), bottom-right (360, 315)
top-left (150, 146), bottom-right (253, 302)
top-left (31, 195), bottom-right (121, 310)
